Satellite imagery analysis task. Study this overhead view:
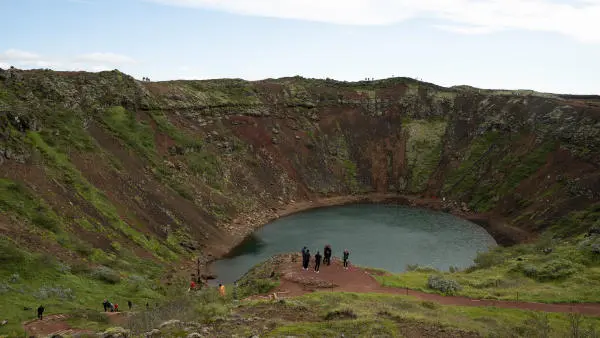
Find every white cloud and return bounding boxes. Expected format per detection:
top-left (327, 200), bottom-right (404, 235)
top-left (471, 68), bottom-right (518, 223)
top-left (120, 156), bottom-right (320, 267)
top-left (148, 0), bottom-right (600, 43)
top-left (0, 49), bottom-right (42, 61)
top-left (433, 25), bottom-right (501, 35)
top-left (0, 49), bottom-right (136, 72)
top-left (74, 52), bottom-right (136, 64)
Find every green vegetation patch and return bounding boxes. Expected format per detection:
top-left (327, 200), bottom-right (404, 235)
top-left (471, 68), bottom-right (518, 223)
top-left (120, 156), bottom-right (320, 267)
top-left (101, 106), bottom-right (156, 160)
top-left (0, 178), bottom-right (61, 232)
top-left (376, 227), bottom-right (600, 303)
top-left (0, 236), bottom-right (165, 336)
top-left (26, 131), bottom-right (177, 261)
top-left (404, 119), bottom-right (447, 192)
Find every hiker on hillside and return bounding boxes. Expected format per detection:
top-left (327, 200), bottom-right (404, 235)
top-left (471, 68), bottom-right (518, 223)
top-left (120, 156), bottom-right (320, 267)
top-left (343, 249), bottom-right (350, 270)
top-left (218, 283), bottom-right (226, 297)
top-left (114, 303), bottom-right (119, 312)
top-left (127, 300), bottom-right (132, 310)
top-left (303, 249), bottom-right (311, 270)
top-left (314, 251), bottom-right (322, 273)
top-left (37, 305), bottom-right (44, 320)
top-left (324, 245), bottom-right (332, 265)
top-left (189, 280), bottom-right (196, 292)
top-left (102, 299), bottom-right (108, 312)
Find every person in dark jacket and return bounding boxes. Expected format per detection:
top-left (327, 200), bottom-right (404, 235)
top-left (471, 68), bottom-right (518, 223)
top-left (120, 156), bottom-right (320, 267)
top-left (323, 245), bottom-right (332, 265)
top-left (102, 299), bottom-right (108, 312)
top-left (128, 300), bottom-right (132, 310)
top-left (343, 249), bottom-right (350, 269)
top-left (314, 251), bottom-right (322, 273)
top-left (301, 246), bottom-right (308, 269)
top-left (37, 305), bottom-right (44, 320)
top-left (303, 249), bottom-right (311, 270)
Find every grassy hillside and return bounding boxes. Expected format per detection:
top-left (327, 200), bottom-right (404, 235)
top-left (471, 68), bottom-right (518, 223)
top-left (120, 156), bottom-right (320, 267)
top-left (1, 67), bottom-right (600, 335)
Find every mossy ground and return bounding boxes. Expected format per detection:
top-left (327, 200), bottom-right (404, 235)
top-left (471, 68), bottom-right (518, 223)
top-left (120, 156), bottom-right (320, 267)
top-left (376, 225), bottom-right (600, 303)
top-left (404, 119), bottom-right (447, 192)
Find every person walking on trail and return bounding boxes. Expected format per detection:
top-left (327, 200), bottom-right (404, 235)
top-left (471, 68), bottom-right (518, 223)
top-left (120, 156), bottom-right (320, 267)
top-left (114, 303), bottom-right (119, 312)
top-left (314, 251), bottom-right (322, 273)
top-left (324, 245), bottom-right (332, 265)
top-left (219, 283), bottom-right (226, 297)
top-left (343, 249), bottom-right (350, 270)
top-left (37, 305), bottom-right (44, 320)
top-left (303, 249), bottom-right (311, 270)
top-left (127, 300), bottom-right (132, 310)
top-left (102, 299), bottom-right (108, 312)
top-left (189, 280), bottom-right (196, 292)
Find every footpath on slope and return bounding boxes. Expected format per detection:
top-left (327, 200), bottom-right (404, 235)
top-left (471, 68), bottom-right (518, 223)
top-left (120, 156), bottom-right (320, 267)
top-left (22, 312), bottom-right (125, 338)
top-left (246, 254), bottom-right (600, 317)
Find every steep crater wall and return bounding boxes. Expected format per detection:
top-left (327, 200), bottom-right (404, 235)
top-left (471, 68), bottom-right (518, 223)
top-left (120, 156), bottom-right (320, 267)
top-left (1, 69), bottom-right (599, 268)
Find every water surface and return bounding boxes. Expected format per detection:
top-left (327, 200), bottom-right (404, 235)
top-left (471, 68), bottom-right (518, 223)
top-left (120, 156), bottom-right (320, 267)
top-left (211, 204), bottom-right (496, 283)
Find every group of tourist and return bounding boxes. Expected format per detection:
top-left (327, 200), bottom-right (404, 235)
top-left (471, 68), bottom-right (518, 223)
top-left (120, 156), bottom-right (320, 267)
top-left (102, 299), bottom-right (133, 312)
top-left (189, 279), bottom-right (228, 298)
top-left (301, 245), bottom-right (350, 272)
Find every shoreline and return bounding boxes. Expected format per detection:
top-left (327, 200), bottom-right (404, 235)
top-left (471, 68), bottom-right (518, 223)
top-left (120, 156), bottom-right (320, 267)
top-left (203, 193), bottom-right (529, 275)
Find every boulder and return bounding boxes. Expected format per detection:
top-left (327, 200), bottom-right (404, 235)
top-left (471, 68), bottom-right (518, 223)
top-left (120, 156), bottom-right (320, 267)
top-left (186, 333), bottom-right (203, 338)
top-left (145, 329), bottom-right (161, 337)
top-left (101, 327), bottom-right (130, 338)
top-left (159, 319), bottom-right (182, 329)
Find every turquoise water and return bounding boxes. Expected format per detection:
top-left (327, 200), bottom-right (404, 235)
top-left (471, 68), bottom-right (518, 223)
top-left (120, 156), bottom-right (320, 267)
top-left (210, 204), bottom-right (497, 284)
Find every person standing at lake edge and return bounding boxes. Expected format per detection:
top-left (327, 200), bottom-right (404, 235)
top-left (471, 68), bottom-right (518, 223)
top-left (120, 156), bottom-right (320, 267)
top-left (343, 249), bottom-right (350, 270)
top-left (303, 249), bottom-right (311, 270)
top-left (301, 246), bottom-right (308, 269)
top-left (324, 245), bottom-right (332, 265)
top-left (314, 251), bottom-right (322, 273)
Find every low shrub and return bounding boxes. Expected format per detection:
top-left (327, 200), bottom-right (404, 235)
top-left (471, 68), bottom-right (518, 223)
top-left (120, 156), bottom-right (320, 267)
top-left (421, 301), bottom-right (439, 310)
top-left (427, 275), bottom-right (462, 294)
top-left (238, 278), bottom-right (278, 298)
top-left (92, 266), bottom-right (121, 284)
top-left (324, 309), bottom-right (358, 320)
top-left (8, 273), bottom-right (19, 283)
top-left (33, 286), bottom-right (75, 300)
top-left (520, 259), bottom-right (583, 281)
top-left (406, 264), bottom-right (439, 273)
top-left (473, 249), bottom-right (507, 269)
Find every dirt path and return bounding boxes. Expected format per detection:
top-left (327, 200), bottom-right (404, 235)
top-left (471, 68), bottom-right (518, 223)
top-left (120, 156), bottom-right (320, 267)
top-left (23, 314), bottom-right (94, 338)
top-left (23, 312), bottom-right (126, 338)
top-left (257, 256), bottom-right (600, 317)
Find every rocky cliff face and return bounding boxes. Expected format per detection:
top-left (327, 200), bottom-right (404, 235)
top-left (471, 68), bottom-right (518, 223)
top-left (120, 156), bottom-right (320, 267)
top-left (1, 68), bottom-right (600, 268)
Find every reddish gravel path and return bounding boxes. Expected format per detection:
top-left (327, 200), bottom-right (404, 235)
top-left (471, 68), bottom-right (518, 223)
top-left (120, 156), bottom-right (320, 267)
top-left (262, 256), bottom-right (600, 317)
top-left (23, 311), bottom-right (126, 337)
top-left (23, 314), bottom-right (94, 338)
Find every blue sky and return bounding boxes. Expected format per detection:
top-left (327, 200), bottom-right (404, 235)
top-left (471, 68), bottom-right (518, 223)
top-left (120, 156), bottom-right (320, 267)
top-left (0, 0), bottom-right (598, 94)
